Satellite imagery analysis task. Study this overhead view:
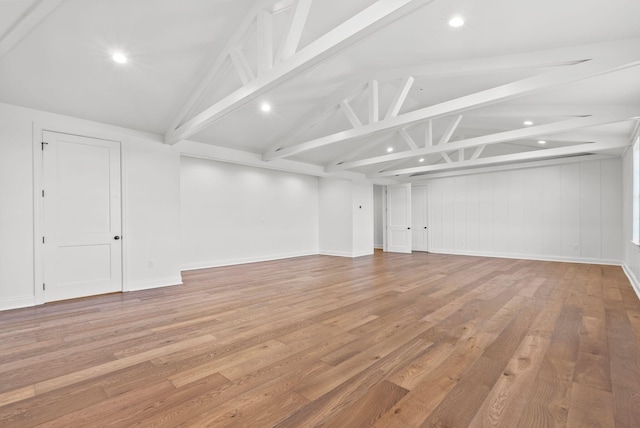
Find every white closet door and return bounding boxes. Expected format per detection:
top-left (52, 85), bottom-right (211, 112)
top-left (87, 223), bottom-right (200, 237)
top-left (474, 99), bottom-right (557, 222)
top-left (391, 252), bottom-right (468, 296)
top-left (387, 183), bottom-right (411, 253)
top-left (412, 185), bottom-right (429, 252)
top-left (42, 131), bottom-right (122, 302)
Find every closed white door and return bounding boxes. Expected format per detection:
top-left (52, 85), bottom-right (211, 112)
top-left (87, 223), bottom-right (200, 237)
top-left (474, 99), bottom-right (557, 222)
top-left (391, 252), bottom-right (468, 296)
top-left (386, 183), bottom-right (411, 253)
top-left (412, 185), bottom-right (429, 252)
top-left (42, 131), bottom-right (122, 302)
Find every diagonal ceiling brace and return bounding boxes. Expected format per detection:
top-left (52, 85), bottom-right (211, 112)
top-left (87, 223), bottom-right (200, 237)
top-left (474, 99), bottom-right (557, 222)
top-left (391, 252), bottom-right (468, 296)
top-left (370, 140), bottom-right (630, 177)
top-left (165, 0), bottom-right (438, 144)
top-left (326, 110), bottom-right (638, 171)
top-left (264, 39), bottom-right (640, 160)
top-left (0, 0), bottom-right (63, 58)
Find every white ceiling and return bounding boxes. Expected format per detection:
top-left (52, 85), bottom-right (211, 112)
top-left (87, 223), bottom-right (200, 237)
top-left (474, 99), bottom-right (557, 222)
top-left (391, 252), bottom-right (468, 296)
top-left (1, 0), bottom-right (639, 180)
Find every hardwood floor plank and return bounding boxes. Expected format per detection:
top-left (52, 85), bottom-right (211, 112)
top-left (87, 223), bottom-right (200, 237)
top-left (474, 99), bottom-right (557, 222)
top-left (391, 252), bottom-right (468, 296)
top-left (469, 335), bottom-right (551, 428)
top-left (566, 382), bottom-right (615, 428)
top-left (0, 252), bottom-right (637, 426)
top-left (515, 356), bottom-right (576, 428)
top-left (324, 380), bottom-right (408, 428)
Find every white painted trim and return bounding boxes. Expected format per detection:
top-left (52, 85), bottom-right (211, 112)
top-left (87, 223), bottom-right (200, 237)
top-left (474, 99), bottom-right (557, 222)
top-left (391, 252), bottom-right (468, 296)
top-left (428, 248), bottom-right (622, 266)
top-left (177, 140), bottom-right (366, 180)
top-left (622, 264), bottom-right (640, 301)
top-left (182, 251), bottom-right (319, 271)
top-left (126, 276), bottom-right (183, 292)
top-left (0, 296), bottom-right (35, 311)
top-left (32, 123), bottom-right (45, 306)
top-left (353, 250), bottom-right (374, 257)
top-left (318, 250), bottom-right (354, 258)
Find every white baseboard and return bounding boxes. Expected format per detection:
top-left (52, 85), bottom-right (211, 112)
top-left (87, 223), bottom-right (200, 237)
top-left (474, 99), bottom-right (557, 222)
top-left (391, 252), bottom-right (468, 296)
top-left (352, 250), bottom-right (374, 257)
top-left (319, 249), bottom-right (374, 258)
top-left (181, 251), bottom-right (319, 271)
top-left (622, 264), bottom-right (640, 301)
top-left (428, 248), bottom-right (622, 266)
top-left (126, 275), bottom-right (183, 292)
top-left (319, 250), bottom-right (352, 257)
top-left (0, 295), bottom-right (35, 311)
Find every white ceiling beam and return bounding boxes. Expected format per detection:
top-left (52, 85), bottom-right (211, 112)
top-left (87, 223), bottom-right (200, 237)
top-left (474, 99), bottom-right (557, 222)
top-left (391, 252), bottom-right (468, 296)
top-left (371, 39), bottom-right (638, 82)
top-left (0, 0), bottom-right (63, 58)
top-left (376, 158), bottom-right (411, 173)
top-left (458, 148), bottom-right (464, 162)
top-left (229, 48), bottom-right (255, 85)
top-left (327, 133), bottom-right (394, 169)
top-left (370, 140), bottom-right (629, 178)
top-left (265, 79), bottom-right (367, 153)
top-left (369, 80), bottom-right (379, 124)
top-left (164, 2), bottom-right (265, 135)
top-left (167, 0), bottom-right (437, 144)
top-left (438, 114), bottom-right (463, 145)
top-left (276, 0), bottom-right (313, 63)
top-left (340, 100), bottom-right (363, 128)
top-left (404, 154), bottom-right (618, 182)
top-left (264, 40), bottom-right (640, 160)
top-left (177, 140), bottom-right (365, 181)
top-left (471, 145), bottom-right (485, 160)
top-left (257, 10), bottom-right (274, 76)
top-left (440, 152), bottom-right (453, 164)
top-left (385, 76), bottom-right (415, 119)
top-left (399, 128), bottom-right (418, 150)
top-left (425, 119), bottom-right (433, 147)
top-left (327, 111), bottom-right (636, 171)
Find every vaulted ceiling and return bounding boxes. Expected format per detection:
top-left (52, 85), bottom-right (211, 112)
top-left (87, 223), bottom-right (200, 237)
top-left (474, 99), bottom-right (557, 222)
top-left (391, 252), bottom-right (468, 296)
top-left (1, 0), bottom-right (639, 181)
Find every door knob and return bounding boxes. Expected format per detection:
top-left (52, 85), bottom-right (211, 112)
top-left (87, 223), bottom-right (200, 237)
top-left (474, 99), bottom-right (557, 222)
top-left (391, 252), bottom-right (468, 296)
top-left (114, 236), bottom-right (121, 240)
top-left (407, 227), bottom-right (411, 230)
top-left (424, 226), bottom-right (427, 229)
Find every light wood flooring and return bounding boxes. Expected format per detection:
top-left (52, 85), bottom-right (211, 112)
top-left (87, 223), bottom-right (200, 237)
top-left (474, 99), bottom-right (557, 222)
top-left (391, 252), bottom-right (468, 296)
top-left (1, 251), bottom-right (640, 427)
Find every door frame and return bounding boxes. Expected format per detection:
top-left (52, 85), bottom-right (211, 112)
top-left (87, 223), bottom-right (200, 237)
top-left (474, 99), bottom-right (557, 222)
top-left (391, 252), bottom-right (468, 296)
top-left (32, 123), bottom-right (127, 305)
top-left (386, 183), bottom-right (412, 253)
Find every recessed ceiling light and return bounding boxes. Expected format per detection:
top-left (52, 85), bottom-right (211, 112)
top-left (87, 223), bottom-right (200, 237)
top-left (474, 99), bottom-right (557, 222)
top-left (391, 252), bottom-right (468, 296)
top-left (112, 52), bottom-right (127, 64)
top-left (387, 147), bottom-right (394, 153)
top-left (448, 16), bottom-right (465, 27)
top-left (260, 102), bottom-right (271, 112)
top-left (538, 140), bottom-right (547, 145)
top-left (523, 120), bottom-right (533, 126)
top-left (419, 158), bottom-right (425, 163)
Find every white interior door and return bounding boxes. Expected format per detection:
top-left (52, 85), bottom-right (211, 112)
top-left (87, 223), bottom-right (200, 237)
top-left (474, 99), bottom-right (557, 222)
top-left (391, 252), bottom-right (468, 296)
top-left (386, 183), bottom-right (411, 253)
top-left (42, 131), bottom-right (122, 302)
top-left (412, 185), bottom-right (429, 252)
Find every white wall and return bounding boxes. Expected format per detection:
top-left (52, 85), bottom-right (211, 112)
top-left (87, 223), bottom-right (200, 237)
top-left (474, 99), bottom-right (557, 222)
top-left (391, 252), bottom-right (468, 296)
top-left (373, 185), bottom-right (384, 248)
top-left (426, 158), bottom-right (622, 264)
top-left (318, 177), bottom-right (374, 257)
top-left (0, 102), bottom-right (182, 310)
top-left (319, 178), bottom-right (353, 256)
top-left (622, 147), bottom-right (640, 297)
top-left (180, 156), bottom-right (319, 269)
top-left (352, 180), bottom-right (374, 256)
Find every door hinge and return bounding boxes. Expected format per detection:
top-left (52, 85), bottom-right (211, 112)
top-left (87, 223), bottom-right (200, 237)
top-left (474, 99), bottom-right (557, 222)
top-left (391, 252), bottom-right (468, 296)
top-left (43, 283), bottom-right (45, 291)
top-left (41, 141), bottom-right (48, 150)
top-left (42, 236), bottom-right (45, 244)
top-left (42, 189), bottom-right (45, 197)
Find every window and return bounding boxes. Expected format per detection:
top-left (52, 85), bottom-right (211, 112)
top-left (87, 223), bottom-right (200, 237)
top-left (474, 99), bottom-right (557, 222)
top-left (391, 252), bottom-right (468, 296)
top-left (633, 137), bottom-right (640, 245)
